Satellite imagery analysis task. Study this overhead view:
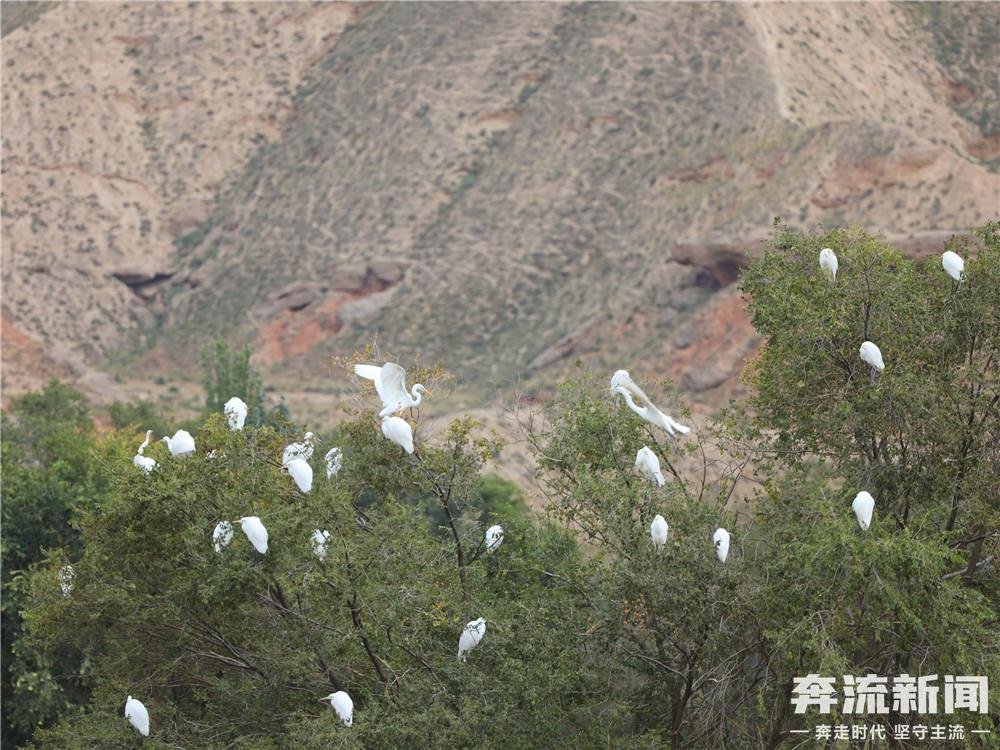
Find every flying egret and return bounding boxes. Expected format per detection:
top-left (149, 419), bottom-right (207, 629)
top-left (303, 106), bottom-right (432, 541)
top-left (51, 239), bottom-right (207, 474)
top-left (611, 370), bottom-right (690, 437)
top-left (320, 690), bottom-right (353, 727)
top-left (852, 491), bottom-right (875, 531)
top-left (458, 617), bottom-right (486, 662)
top-left (213, 521), bottom-right (233, 553)
top-left (484, 525), bottom-right (504, 553)
top-left (942, 250), bottom-right (964, 282)
top-left (325, 447), bottom-right (343, 479)
top-left (819, 248), bottom-right (838, 280)
top-left (238, 516), bottom-right (268, 554)
top-left (133, 430), bottom-right (157, 474)
top-left (283, 433), bottom-right (315, 464)
top-left (635, 446), bottom-right (665, 487)
top-left (650, 515), bottom-right (668, 553)
top-left (859, 341), bottom-right (885, 374)
top-left (58, 564), bottom-right (74, 597)
top-left (284, 458), bottom-right (313, 493)
top-left (161, 429), bottom-right (196, 457)
top-left (354, 362), bottom-right (428, 418)
top-left (312, 529), bottom-right (330, 560)
top-left (125, 695), bottom-right (150, 737)
top-left (381, 416), bottom-right (414, 454)
top-left (224, 396), bottom-right (248, 430)
top-left (713, 528), bottom-right (730, 563)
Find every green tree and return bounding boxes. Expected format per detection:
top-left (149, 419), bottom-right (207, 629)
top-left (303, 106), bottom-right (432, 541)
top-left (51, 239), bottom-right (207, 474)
top-left (200, 339), bottom-right (265, 425)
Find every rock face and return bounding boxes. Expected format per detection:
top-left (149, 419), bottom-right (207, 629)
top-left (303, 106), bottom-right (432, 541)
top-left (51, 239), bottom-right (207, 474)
top-left (2, 2), bottom-right (997, 409)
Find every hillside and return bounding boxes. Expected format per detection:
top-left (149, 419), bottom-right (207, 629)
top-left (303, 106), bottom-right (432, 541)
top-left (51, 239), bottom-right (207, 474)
top-left (3, 2), bottom-right (998, 415)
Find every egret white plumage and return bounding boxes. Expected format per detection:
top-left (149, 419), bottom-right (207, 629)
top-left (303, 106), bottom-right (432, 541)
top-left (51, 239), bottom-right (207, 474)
top-left (58, 564), bottom-right (74, 597)
top-left (852, 491), bottom-right (875, 531)
top-left (635, 446), bottom-right (665, 487)
top-left (161, 429), bottom-right (195, 457)
top-left (650, 515), bottom-right (668, 553)
top-left (124, 695), bottom-right (150, 737)
top-left (284, 458), bottom-right (313, 493)
top-left (213, 521), bottom-right (233, 553)
top-left (238, 516), bottom-right (268, 554)
top-left (354, 362), bottom-right (428, 417)
top-left (320, 690), bottom-right (354, 727)
top-left (312, 529), bottom-right (330, 560)
top-left (713, 528), bottom-right (730, 563)
top-left (819, 248), bottom-right (838, 280)
top-left (283, 433), bottom-right (315, 464)
top-left (942, 251), bottom-right (964, 282)
top-left (458, 617), bottom-right (486, 662)
top-left (325, 447), bottom-right (343, 479)
top-left (611, 370), bottom-right (690, 437)
top-left (133, 430), bottom-right (157, 474)
top-left (381, 416), bottom-right (414, 454)
top-left (224, 396), bottom-right (248, 430)
top-left (484, 524), bottom-right (504, 553)
top-left (859, 341), bottom-right (885, 374)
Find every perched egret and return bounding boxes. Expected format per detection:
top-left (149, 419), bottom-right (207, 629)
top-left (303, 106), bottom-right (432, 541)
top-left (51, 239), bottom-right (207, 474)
top-left (58, 564), bottom-right (74, 597)
top-left (133, 430), bottom-right (157, 474)
top-left (484, 524), bottom-right (504, 553)
top-left (325, 447), bottom-right (343, 479)
top-left (381, 416), bottom-right (414, 454)
top-left (161, 429), bottom-right (195, 457)
top-left (942, 251), bottom-right (964, 282)
top-left (213, 521), bottom-right (233, 553)
top-left (714, 528), bottom-right (730, 563)
top-left (312, 529), bottom-right (330, 560)
top-left (859, 341), bottom-right (885, 374)
top-left (125, 695), bottom-right (150, 737)
top-left (611, 370), bottom-right (690, 437)
top-left (224, 396), bottom-right (248, 430)
top-left (284, 458), bottom-right (313, 493)
top-left (283, 433), bottom-right (315, 464)
top-left (238, 516), bottom-right (268, 554)
top-left (852, 491), bottom-right (875, 531)
top-left (320, 690), bottom-right (353, 727)
top-left (635, 446), bottom-right (665, 487)
top-left (458, 617), bottom-right (486, 662)
top-left (650, 515), bottom-right (668, 553)
top-left (354, 362), bottom-right (428, 418)
top-left (819, 248), bottom-right (838, 280)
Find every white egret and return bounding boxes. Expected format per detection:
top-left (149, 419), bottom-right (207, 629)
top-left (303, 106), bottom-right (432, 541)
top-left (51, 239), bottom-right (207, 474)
top-left (819, 248), bottom-right (838, 280)
top-left (238, 516), bottom-right (268, 554)
top-left (484, 524), bottom-right (504, 553)
top-left (213, 521), bottom-right (233, 553)
top-left (859, 341), bottom-right (885, 374)
top-left (312, 529), bottom-right (330, 560)
top-left (381, 416), bottom-right (414, 454)
top-left (224, 396), bottom-right (248, 430)
top-left (133, 430), bottom-right (157, 474)
top-left (942, 251), bottom-right (964, 282)
top-left (458, 617), bottom-right (486, 662)
top-left (325, 447), bottom-right (343, 479)
top-left (320, 690), bottom-right (353, 727)
top-left (354, 362), bottom-right (428, 418)
top-left (713, 528), bottom-right (730, 563)
top-left (852, 491), bottom-right (875, 531)
top-left (284, 458), bottom-right (313, 493)
top-left (161, 429), bottom-right (195, 457)
top-left (283, 432), bottom-right (315, 464)
top-left (650, 515), bottom-right (668, 553)
top-left (635, 446), bottom-right (665, 487)
top-left (611, 370), bottom-right (690, 437)
top-left (125, 695), bottom-right (150, 737)
top-left (58, 564), bottom-right (74, 597)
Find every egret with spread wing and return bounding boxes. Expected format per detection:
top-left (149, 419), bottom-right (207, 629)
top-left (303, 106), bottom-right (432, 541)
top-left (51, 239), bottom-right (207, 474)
top-left (355, 362), bottom-right (428, 418)
top-left (612, 370), bottom-right (690, 437)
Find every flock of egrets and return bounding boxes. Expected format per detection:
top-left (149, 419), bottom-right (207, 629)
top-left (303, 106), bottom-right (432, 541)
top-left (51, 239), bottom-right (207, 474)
top-left (76, 248), bottom-right (968, 736)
